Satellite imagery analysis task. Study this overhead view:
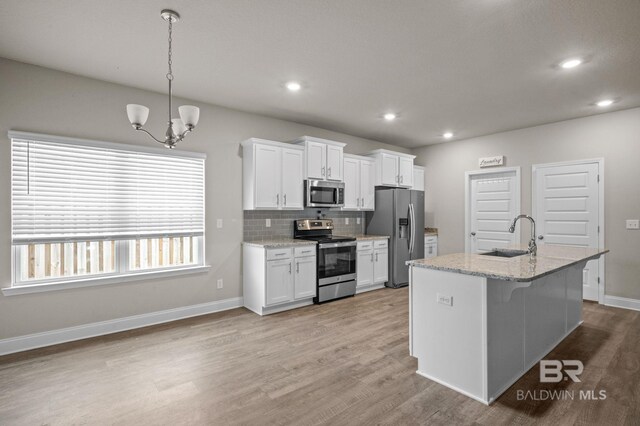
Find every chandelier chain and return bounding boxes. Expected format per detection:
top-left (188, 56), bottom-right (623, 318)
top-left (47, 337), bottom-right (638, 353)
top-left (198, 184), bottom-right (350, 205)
top-left (167, 19), bottom-right (173, 81)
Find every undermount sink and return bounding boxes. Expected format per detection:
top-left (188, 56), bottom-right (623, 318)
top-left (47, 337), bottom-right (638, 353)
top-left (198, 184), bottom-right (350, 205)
top-left (480, 249), bottom-right (529, 258)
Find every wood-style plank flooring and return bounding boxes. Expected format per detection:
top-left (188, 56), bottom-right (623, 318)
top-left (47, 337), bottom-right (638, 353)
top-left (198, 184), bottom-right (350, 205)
top-left (1, 288), bottom-right (639, 425)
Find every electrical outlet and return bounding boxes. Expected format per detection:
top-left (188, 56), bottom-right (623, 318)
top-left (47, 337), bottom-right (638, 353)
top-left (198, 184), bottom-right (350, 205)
top-left (345, 218), bottom-right (349, 225)
top-left (357, 217), bottom-right (361, 225)
top-left (626, 219), bottom-right (640, 230)
top-left (266, 218), bottom-right (271, 227)
top-left (437, 293), bottom-right (453, 306)
top-left (216, 219), bottom-right (223, 229)
top-left (217, 279), bottom-right (223, 289)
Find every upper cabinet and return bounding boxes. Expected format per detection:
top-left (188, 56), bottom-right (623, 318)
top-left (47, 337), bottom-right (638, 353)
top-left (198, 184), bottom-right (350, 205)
top-left (293, 136), bottom-right (345, 182)
top-left (366, 149), bottom-right (416, 188)
top-left (343, 154), bottom-right (375, 211)
top-left (242, 138), bottom-right (304, 210)
top-left (413, 165), bottom-right (425, 192)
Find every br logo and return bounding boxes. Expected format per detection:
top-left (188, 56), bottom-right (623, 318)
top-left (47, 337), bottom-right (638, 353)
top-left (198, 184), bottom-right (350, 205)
top-left (540, 360), bottom-right (584, 383)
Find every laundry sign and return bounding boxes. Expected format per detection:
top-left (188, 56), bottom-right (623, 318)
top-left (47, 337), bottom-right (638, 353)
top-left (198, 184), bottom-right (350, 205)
top-left (479, 155), bottom-right (505, 168)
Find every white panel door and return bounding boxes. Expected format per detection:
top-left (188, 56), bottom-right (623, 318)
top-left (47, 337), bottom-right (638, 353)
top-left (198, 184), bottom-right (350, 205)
top-left (342, 157), bottom-right (360, 210)
top-left (398, 157), bottom-right (414, 188)
top-left (534, 162), bottom-right (600, 301)
top-left (294, 256), bottom-right (317, 299)
top-left (326, 145), bottom-right (343, 181)
top-left (254, 144), bottom-right (281, 209)
top-left (281, 148), bottom-right (304, 209)
top-left (266, 259), bottom-right (293, 306)
top-left (373, 248), bottom-right (389, 284)
top-left (381, 154), bottom-right (399, 186)
top-left (306, 141), bottom-right (326, 179)
top-left (357, 250), bottom-right (374, 287)
top-left (469, 172), bottom-right (518, 253)
top-left (360, 160), bottom-right (375, 210)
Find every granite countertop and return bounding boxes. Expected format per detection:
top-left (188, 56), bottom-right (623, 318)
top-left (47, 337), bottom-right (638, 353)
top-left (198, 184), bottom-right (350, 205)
top-left (408, 245), bottom-right (609, 282)
top-left (348, 234), bottom-right (390, 241)
top-left (242, 239), bottom-right (317, 248)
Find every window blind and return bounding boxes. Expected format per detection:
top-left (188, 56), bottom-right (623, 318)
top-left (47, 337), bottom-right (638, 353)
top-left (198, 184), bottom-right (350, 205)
top-left (10, 132), bottom-right (205, 244)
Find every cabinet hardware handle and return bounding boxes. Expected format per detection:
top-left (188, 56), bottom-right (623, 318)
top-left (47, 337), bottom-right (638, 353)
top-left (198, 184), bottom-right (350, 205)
top-left (538, 235), bottom-right (544, 240)
top-left (275, 253), bottom-right (286, 256)
top-left (328, 167), bottom-right (331, 177)
top-left (322, 166), bottom-right (325, 177)
top-left (276, 194), bottom-right (279, 205)
top-left (357, 198), bottom-right (360, 207)
top-left (396, 175), bottom-right (399, 183)
top-left (470, 232), bottom-right (476, 236)
top-left (284, 194), bottom-right (287, 206)
top-left (376, 252), bottom-right (379, 261)
top-left (296, 262), bottom-right (299, 273)
top-left (400, 175), bottom-right (403, 184)
top-left (289, 262), bottom-right (292, 274)
top-left (371, 252), bottom-right (374, 261)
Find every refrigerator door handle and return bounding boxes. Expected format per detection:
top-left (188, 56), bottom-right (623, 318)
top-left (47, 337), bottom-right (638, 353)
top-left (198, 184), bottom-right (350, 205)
top-left (408, 203), bottom-right (414, 254)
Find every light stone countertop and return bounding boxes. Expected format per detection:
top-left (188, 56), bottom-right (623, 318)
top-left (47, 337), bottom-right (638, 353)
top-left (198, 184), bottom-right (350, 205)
top-left (242, 239), bottom-right (317, 249)
top-left (347, 234), bottom-right (390, 241)
top-left (408, 245), bottom-right (609, 282)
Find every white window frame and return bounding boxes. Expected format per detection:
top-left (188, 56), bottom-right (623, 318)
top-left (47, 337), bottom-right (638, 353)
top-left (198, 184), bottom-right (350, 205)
top-left (4, 131), bottom-right (209, 296)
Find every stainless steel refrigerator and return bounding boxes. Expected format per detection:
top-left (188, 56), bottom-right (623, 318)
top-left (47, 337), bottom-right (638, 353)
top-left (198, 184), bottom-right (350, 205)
top-left (365, 188), bottom-right (424, 288)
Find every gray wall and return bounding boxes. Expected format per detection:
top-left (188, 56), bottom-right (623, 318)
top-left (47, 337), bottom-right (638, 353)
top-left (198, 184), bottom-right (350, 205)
top-left (0, 58), bottom-right (410, 340)
top-left (412, 107), bottom-right (640, 300)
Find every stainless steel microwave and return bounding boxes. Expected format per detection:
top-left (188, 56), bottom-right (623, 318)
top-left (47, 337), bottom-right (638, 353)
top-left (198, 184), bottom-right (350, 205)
top-left (305, 180), bottom-right (345, 208)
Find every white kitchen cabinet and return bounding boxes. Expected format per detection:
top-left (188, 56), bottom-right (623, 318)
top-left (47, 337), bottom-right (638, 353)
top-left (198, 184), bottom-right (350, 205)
top-left (294, 255), bottom-right (317, 299)
top-left (265, 258), bottom-right (293, 306)
top-left (413, 165), bottom-right (425, 192)
top-left (366, 149), bottom-right (416, 188)
top-left (356, 239), bottom-right (389, 292)
top-left (342, 154), bottom-right (376, 211)
top-left (242, 138), bottom-right (304, 210)
top-left (293, 136), bottom-right (345, 182)
top-left (243, 244), bottom-right (317, 315)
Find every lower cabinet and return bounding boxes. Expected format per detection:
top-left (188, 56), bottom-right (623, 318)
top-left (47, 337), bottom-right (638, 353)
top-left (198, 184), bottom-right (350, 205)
top-left (244, 244), bottom-right (317, 315)
top-left (356, 239), bottom-right (389, 291)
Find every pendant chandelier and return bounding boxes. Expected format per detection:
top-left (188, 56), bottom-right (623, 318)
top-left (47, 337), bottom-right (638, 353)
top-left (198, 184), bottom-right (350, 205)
top-left (126, 9), bottom-right (200, 149)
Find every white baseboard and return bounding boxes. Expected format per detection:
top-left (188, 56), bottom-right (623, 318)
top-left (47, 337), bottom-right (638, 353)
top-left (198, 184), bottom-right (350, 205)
top-left (604, 295), bottom-right (640, 312)
top-left (0, 297), bottom-right (244, 356)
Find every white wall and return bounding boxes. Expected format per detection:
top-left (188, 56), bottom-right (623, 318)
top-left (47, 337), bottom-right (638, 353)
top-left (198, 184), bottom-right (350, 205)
top-left (0, 58), bottom-right (411, 340)
top-left (412, 108), bottom-right (640, 300)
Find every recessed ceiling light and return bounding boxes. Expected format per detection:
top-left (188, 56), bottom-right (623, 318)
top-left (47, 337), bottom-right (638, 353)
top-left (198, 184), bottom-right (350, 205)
top-left (443, 132), bottom-right (453, 139)
top-left (596, 99), bottom-right (614, 107)
top-left (383, 113), bottom-right (397, 121)
top-left (286, 81), bottom-right (301, 92)
top-left (560, 58), bottom-right (583, 69)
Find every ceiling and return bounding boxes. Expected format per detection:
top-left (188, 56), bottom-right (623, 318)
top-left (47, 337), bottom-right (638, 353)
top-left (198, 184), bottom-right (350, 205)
top-left (1, 0), bottom-right (639, 148)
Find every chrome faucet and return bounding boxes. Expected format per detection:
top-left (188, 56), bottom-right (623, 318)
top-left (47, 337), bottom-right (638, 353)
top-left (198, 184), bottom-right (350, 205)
top-left (508, 215), bottom-right (537, 257)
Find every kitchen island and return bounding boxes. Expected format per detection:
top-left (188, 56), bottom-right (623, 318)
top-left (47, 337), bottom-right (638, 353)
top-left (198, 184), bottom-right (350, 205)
top-left (408, 245), bottom-right (608, 405)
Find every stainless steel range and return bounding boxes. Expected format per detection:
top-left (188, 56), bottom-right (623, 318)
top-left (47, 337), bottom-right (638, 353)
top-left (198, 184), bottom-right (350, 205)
top-left (294, 219), bottom-right (357, 303)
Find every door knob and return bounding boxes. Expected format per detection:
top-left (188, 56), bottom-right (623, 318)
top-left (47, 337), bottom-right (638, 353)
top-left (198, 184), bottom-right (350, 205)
top-left (538, 235), bottom-right (544, 240)
top-left (470, 232), bottom-right (476, 236)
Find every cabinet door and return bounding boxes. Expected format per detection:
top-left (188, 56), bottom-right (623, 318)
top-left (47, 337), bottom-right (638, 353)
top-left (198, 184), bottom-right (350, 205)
top-left (294, 256), bottom-right (317, 299)
top-left (357, 249), bottom-right (374, 287)
top-left (342, 157), bottom-right (360, 210)
top-left (281, 148), bottom-right (304, 209)
top-left (360, 160), bottom-right (375, 210)
top-left (373, 248), bottom-right (389, 284)
top-left (380, 154), bottom-right (399, 186)
top-left (254, 144), bottom-right (281, 208)
top-left (326, 145), bottom-right (343, 181)
top-left (398, 157), bottom-right (414, 188)
top-left (266, 259), bottom-right (293, 306)
top-left (306, 141), bottom-right (326, 179)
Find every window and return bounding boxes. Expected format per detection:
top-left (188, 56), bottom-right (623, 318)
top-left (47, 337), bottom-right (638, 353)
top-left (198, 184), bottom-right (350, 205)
top-left (10, 131), bottom-right (206, 289)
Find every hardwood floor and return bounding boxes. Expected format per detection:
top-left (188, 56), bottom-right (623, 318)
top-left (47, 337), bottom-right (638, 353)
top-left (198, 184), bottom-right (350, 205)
top-left (1, 288), bottom-right (639, 425)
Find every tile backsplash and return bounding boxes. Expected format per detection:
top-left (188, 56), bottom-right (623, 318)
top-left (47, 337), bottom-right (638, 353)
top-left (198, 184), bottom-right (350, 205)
top-left (244, 208), bottom-right (365, 240)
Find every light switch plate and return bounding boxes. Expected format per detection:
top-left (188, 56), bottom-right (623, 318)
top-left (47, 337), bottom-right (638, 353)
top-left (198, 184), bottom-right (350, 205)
top-left (216, 219), bottom-right (223, 228)
top-left (217, 279), bottom-right (223, 289)
top-left (437, 293), bottom-right (453, 306)
top-left (266, 219), bottom-right (271, 227)
top-left (626, 219), bottom-right (639, 230)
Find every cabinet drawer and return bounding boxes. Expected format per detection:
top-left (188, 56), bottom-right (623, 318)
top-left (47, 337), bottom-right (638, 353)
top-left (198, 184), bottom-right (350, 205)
top-left (374, 239), bottom-right (388, 248)
top-left (294, 246), bottom-right (316, 257)
top-left (357, 241), bottom-right (373, 251)
top-left (266, 248), bottom-right (293, 260)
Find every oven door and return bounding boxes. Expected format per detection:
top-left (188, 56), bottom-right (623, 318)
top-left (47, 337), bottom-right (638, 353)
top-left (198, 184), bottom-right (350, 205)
top-left (305, 180), bottom-right (344, 207)
top-left (317, 242), bottom-right (357, 286)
